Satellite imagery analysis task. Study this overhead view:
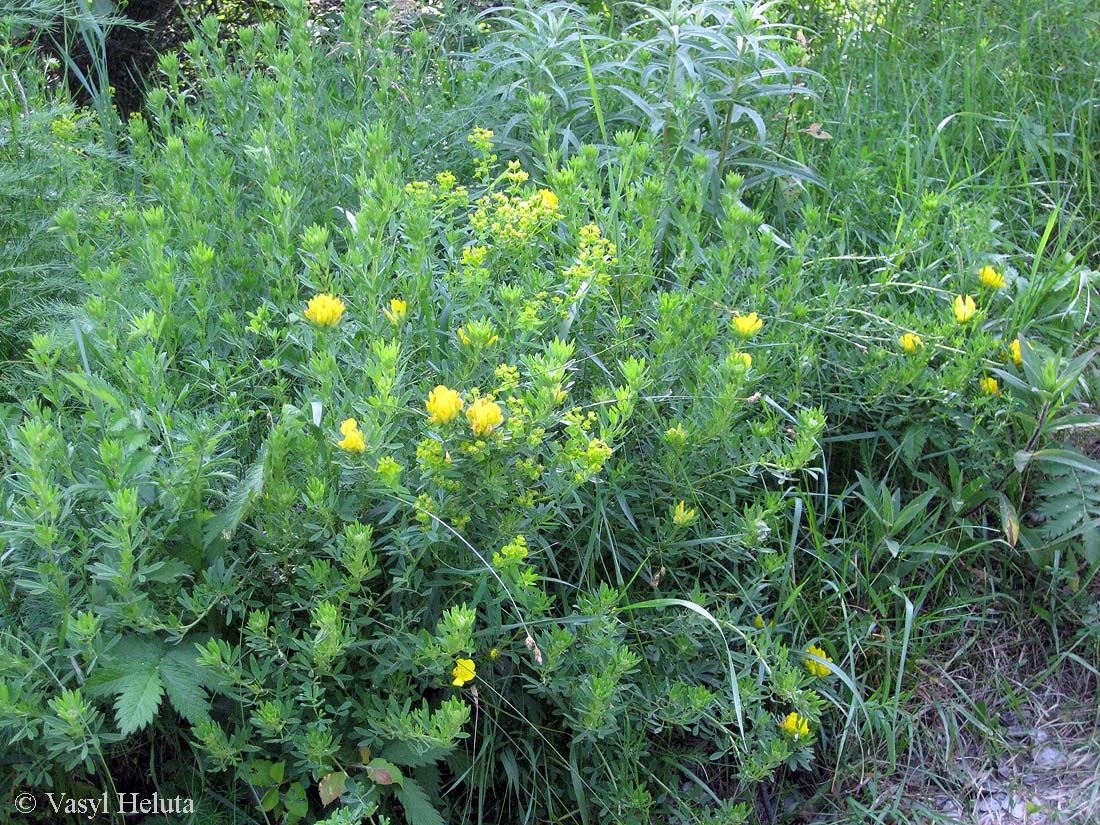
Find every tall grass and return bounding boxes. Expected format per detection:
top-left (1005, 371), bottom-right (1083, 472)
top-left (774, 0), bottom-right (1100, 817)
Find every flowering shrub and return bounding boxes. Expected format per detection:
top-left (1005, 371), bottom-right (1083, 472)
top-left (0, 9), bottom-right (836, 813)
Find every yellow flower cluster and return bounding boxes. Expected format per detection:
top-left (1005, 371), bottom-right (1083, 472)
top-left (493, 534), bottom-right (528, 568)
top-left (468, 127), bottom-right (494, 149)
top-left (979, 376), bottom-right (1000, 395)
top-left (727, 351), bottom-right (753, 370)
top-left (664, 422), bottom-right (688, 449)
top-left (457, 319), bottom-right (500, 350)
top-left (898, 332), bottom-right (923, 354)
top-left (563, 223), bottom-right (617, 287)
top-left (427, 385), bottom-right (464, 424)
top-left (376, 455), bottom-right (402, 486)
top-left (470, 188), bottom-right (560, 247)
top-left (804, 644), bottom-right (833, 678)
top-left (780, 711), bottom-right (810, 740)
top-left (732, 312), bottom-right (763, 338)
top-left (953, 294), bottom-right (977, 323)
top-left (467, 398), bottom-right (504, 435)
top-left (672, 500), bottom-right (697, 526)
top-left (383, 298), bottom-right (407, 326)
top-left (459, 245), bottom-right (491, 288)
top-left (425, 386), bottom-right (506, 437)
top-left (979, 265), bottom-right (1005, 289)
top-left (304, 293), bottom-right (346, 327)
top-left (337, 418), bottom-right (366, 453)
top-left (503, 160), bottom-right (529, 185)
top-left (1008, 337), bottom-right (1023, 365)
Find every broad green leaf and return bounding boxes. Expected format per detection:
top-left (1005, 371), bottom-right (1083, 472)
top-left (160, 648), bottom-right (209, 724)
top-left (260, 787), bottom-right (280, 812)
top-left (395, 777), bottom-right (444, 825)
top-left (112, 666), bottom-right (164, 736)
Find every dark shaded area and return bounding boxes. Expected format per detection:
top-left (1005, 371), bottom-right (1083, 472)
top-left (99, 0), bottom-right (195, 116)
top-left (51, 0), bottom-right (276, 117)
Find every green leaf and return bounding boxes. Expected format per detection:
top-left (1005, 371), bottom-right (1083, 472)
top-left (160, 648), bottom-right (210, 724)
top-left (284, 783), bottom-right (308, 818)
top-left (139, 558), bottom-right (193, 584)
top-left (112, 665), bottom-right (164, 736)
top-left (204, 440), bottom-right (270, 549)
top-left (62, 371), bottom-right (125, 410)
top-left (381, 740), bottom-right (451, 769)
top-left (260, 787), bottom-right (280, 812)
top-left (1016, 448), bottom-right (1100, 476)
top-left (394, 777), bottom-right (444, 825)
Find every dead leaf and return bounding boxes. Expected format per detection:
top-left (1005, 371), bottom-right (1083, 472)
top-left (799, 123), bottom-right (833, 140)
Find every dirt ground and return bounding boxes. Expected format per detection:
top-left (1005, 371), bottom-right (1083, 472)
top-left (901, 622), bottom-right (1099, 824)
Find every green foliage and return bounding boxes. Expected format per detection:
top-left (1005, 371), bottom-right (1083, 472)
top-left (0, 85), bottom-right (122, 376)
top-left (0, 0), bottom-right (1098, 823)
top-left (472, 0), bottom-right (817, 189)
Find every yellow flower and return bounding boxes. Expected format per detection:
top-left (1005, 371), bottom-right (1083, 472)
top-left (304, 293), bottom-right (346, 327)
top-left (1008, 337), bottom-right (1022, 365)
top-left (539, 189), bottom-right (560, 210)
top-left (337, 418), bottom-right (366, 453)
top-left (732, 312), bottom-right (763, 338)
top-left (754, 615), bottom-right (767, 629)
top-left (953, 294), bottom-right (977, 323)
top-left (467, 398), bottom-right (504, 435)
top-left (780, 711), bottom-right (810, 740)
top-left (489, 648), bottom-right (500, 660)
top-left (452, 658), bottom-right (476, 687)
top-left (979, 376), bottom-right (1000, 395)
top-left (729, 351), bottom-right (752, 370)
top-left (426, 385), bottom-right (464, 424)
top-left (672, 500), bottom-right (696, 526)
top-left (804, 644), bottom-right (833, 678)
top-left (664, 422), bottom-right (688, 448)
top-left (979, 265), bottom-right (1005, 289)
top-left (383, 298), bottom-right (407, 326)
top-left (898, 332), bottom-right (923, 354)
top-left (456, 319), bottom-right (500, 350)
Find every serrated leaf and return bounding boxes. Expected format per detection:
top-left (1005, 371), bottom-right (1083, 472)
top-left (395, 777), bottom-right (444, 825)
top-left (204, 441), bottom-right (270, 549)
top-left (318, 771), bottom-right (347, 807)
top-left (160, 648), bottom-right (210, 724)
top-left (62, 371), bottom-right (125, 410)
top-left (86, 637), bottom-right (162, 698)
top-left (381, 740), bottom-right (450, 769)
top-left (139, 558), bottom-right (193, 584)
top-left (113, 666), bottom-right (164, 735)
